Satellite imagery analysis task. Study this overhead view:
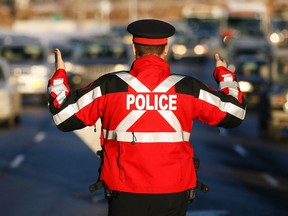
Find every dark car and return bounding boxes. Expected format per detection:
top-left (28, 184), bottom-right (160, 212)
top-left (170, 32), bottom-right (209, 62)
top-left (270, 18), bottom-right (288, 48)
top-left (224, 34), bottom-right (274, 108)
top-left (226, 35), bottom-right (273, 62)
top-left (67, 35), bottom-right (132, 89)
top-left (259, 49), bottom-right (288, 140)
top-left (233, 55), bottom-right (271, 109)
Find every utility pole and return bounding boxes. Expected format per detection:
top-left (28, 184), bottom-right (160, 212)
top-left (129, 0), bottom-right (138, 22)
top-left (76, 0), bottom-right (85, 29)
top-left (100, 0), bottom-right (111, 28)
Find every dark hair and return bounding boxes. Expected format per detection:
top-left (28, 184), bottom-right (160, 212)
top-left (134, 44), bottom-right (166, 57)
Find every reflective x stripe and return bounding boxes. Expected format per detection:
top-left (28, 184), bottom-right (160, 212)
top-left (103, 130), bottom-right (191, 143)
top-left (116, 72), bottom-right (150, 92)
top-left (199, 89), bottom-right (246, 120)
top-left (52, 86), bottom-right (102, 125)
top-left (115, 110), bottom-right (146, 131)
top-left (114, 73), bottom-right (187, 142)
top-left (152, 75), bottom-right (184, 92)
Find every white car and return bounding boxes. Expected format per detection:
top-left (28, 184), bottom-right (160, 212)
top-left (0, 35), bottom-right (50, 103)
top-left (0, 57), bottom-right (21, 127)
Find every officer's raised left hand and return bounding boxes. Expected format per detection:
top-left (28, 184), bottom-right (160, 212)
top-left (55, 48), bottom-right (65, 70)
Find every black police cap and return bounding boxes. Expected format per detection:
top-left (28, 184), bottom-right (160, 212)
top-left (127, 19), bottom-right (175, 45)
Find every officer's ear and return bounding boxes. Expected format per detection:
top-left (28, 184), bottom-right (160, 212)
top-left (160, 44), bottom-right (169, 59)
top-left (132, 44), bottom-right (137, 57)
top-left (164, 44), bottom-right (169, 56)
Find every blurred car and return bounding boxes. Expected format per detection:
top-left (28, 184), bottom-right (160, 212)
top-left (186, 17), bottom-right (222, 52)
top-left (269, 18), bottom-right (288, 48)
top-left (225, 35), bottom-right (274, 109)
top-left (259, 49), bottom-right (288, 140)
top-left (231, 55), bottom-right (270, 109)
top-left (0, 57), bottom-right (21, 127)
top-left (225, 35), bottom-right (273, 62)
top-left (170, 32), bottom-right (210, 62)
top-left (0, 34), bottom-right (50, 102)
top-left (67, 35), bottom-right (132, 89)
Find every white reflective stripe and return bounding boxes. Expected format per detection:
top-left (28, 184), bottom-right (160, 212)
top-left (219, 81), bottom-right (239, 99)
top-left (222, 74), bottom-right (233, 82)
top-left (115, 110), bottom-right (146, 131)
top-left (48, 83), bottom-right (68, 95)
top-left (228, 88), bottom-right (239, 99)
top-left (117, 73), bottom-right (184, 93)
top-left (152, 75), bottom-right (184, 92)
top-left (53, 86), bottom-right (102, 125)
top-left (116, 73), bottom-right (150, 92)
top-left (56, 91), bottom-right (67, 105)
top-left (219, 81), bottom-right (239, 90)
top-left (53, 78), bottom-right (64, 85)
top-left (49, 78), bottom-right (70, 105)
top-left (199, 89), bottom-right (246, 120)
top-left (158, 110), bottom-right (182, 131)
top-left (103, 130), bottom-right (191, 142)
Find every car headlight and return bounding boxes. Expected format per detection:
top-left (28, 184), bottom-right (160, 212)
top-left (270, 33), bottom-right (280, 44)
top-left (194, 45), bottom-right (208, 55)
top-left (283, 93), bottom-right (288, 111)
top-left (172, 45), bottom-right (187, 55)
top-left (65, 62), bottom-right (74, 72)
top-left (239, 81), bottom-right (254, 93)
top-left (284, 101), bottom-right (288, 112)
top-left (113, 64), bottom-right (129, 71)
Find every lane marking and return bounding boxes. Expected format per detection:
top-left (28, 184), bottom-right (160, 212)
top-left (262, 172), bottom-right (279, 187)
top-left (233, 144), bottom-right (248, 157)
top-left (34, 132), bottom-right (46, 143)
top-left (9, 154), bottom-right (26, 169)
top-left (187, 210), bottom-right (230, 216)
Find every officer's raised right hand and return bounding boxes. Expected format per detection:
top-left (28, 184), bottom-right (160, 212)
top-left (55, 48), bottom-right (65, 70)
top-left (215, 53), bottom-right (227, 68)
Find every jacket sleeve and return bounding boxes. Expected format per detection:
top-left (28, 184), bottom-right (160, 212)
top-left (47, 69), bottom-right (104, 132)
top-left (214, 66), bottom-right (246, 128)
top-left (193, 66), bottom-right (246, 128)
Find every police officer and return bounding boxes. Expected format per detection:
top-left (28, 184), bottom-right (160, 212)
top-left (48, 19), bottom-right (246, 216)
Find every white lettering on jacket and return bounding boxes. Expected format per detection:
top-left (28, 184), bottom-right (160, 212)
top-left (127, 94), bottom-right (177, 110)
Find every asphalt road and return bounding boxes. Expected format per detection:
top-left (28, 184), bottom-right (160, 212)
top-left (0, 59), bottom-right (288, 216)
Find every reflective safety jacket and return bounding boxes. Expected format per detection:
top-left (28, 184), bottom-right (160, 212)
top-left (48, 55), bottom-right (246, 194)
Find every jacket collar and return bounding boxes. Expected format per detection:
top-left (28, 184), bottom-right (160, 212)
top-left (130, 55), bottom-right (170, 75)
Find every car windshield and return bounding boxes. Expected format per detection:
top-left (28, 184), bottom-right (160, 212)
top-left (0, 45), bottom-right (44, 62)
top-left (228, 17), bottom-right (261, 34)
top-left (81, 43), bottom-right (128, 60)
top-left (272, 20), bottom-right (288, 31)
top-left (186, 18), bottom-right (219, 37)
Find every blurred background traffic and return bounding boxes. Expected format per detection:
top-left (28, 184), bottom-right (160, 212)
top-left (0, 0), bottom-right (288, 140)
